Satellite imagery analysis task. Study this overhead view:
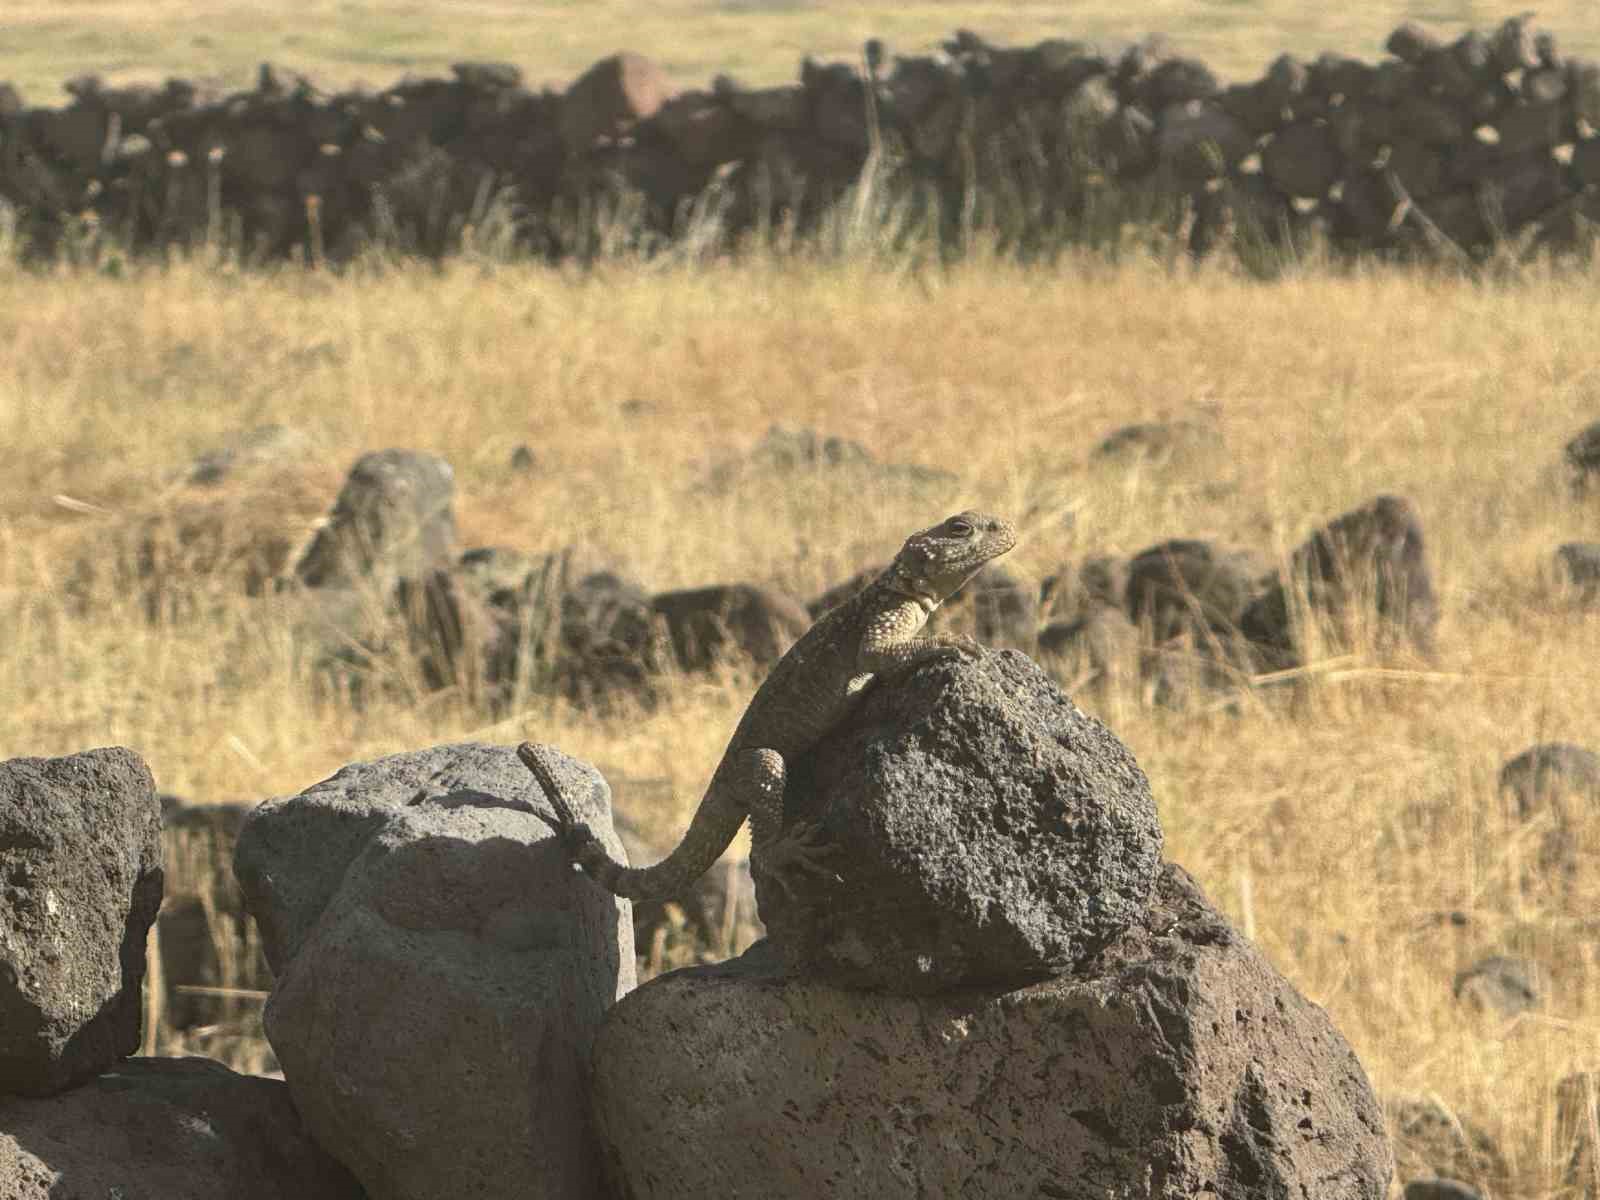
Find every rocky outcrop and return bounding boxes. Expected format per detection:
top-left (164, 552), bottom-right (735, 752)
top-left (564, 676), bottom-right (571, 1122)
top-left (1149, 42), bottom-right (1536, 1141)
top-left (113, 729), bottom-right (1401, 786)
top-left (5, 17), bottom-right (1598, 264)
top-left (234, 742), bottom-right (633, 1200)
top-left (0, 1057), bottom-right (363, 1200)
top-left (0, 748), bottom-right (163, 1097)
top-left (591, 865), bottom-right (1392, 1199)
top-left (758, 649), bottom-right (1163, 993)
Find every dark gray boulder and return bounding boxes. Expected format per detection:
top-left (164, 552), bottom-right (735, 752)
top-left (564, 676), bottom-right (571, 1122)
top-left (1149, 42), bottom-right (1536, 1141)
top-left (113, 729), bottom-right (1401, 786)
top-left (235, 742), bottom-right (633, 1200)
top-left (1556, 542), bottom-right (1600, 601)
top-left (649, 583), bottom-right (811, 673)
top-left (591, 864), bottom-right (1393, 1200)
top-left (0, 1057), bottom-right (362, 1200)
top-left (293, 449), bottom-right (457, 591)
top-left (1388, 1097), bottom-right (1509, 1198)
top-left (1499, 742), bottom-right (1600, 817)
top-left (1242, 494), bottom-right (1438, 665)
top-left (0, 748), bottom-right (162, 1097)
top-left (758, 650), bottom-right (1162, 993)
top-left (1037, 605), bottom-right (1139, 693)
top-left (1124, 537), bottom-right (1269, 643)
top-left (1402, 1182), bottom-right (1482, 1200)
top-left (1566, 419), bottom-right (1600, 496)
top-left (1452, 955), bottom-right (1543, 1017)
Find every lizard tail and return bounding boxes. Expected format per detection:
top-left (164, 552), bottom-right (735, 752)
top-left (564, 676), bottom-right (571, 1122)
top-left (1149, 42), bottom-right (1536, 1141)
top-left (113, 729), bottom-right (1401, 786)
top-left (517, 742), bottom-right (744, 902)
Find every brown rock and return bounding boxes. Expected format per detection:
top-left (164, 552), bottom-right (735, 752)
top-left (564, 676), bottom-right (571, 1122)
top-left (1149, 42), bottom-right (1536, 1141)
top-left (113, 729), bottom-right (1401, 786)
top-left (1263, 122), bottom-right (1342, 197)
top-left (1452, 955), bottom-right (1543, 1016)
top-left (1155, 101), bottom-right (1252, 181)
top-left (1394, 94), bottom-right (1468, 146)
top-left (294, 448), bottom-right (457, 592)
top-left (591, 865), bottom-right (1392, 1199)
top-left (1125, 538), bottom-right (1268, 643)
top-left (1387, 22), bottom-right (1444, 65)
top-left (560, 52), bottom-right (676, 153)
top-left (650, 90), bottom-right (747, 167)
top-left (1556, 543), bottom-right (1600, 601)
top-left (649, 583), bottom-right (811, 673)
top-left (0, 1057), bottom-right (363, 1200)
top-left (1241, 494), bottom-right (1438, 664)
top-left (1388, 1096), bottom-right (1510, 1197)
top-left (1569, 420), bottom-right (1600, 494)
top-left (1384, 138), bottom-right (1447, 199)
top-left (1493, 101), bottom-right (1565, 156)
top-left (1490, 15), bottom-right (1540, 74)
top-left (1037, 606), bottom-right (1139, 691)
top-left (727, 85), bottom-right (807, 130)
top-left (0, 748), bottom-right (163, 1097)
top-left (1572, 60), bottom-right (1600, 128)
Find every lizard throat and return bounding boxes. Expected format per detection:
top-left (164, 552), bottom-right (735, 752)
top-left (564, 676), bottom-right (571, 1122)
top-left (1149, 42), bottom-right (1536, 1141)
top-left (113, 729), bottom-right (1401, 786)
top-left (882, 574), bottom-right (942, 614)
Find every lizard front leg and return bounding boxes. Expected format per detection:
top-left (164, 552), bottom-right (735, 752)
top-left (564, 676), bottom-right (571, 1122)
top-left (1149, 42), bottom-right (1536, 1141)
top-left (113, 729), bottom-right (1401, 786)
top-left (856, 608), bottom-right (982, 676)
top-left (738, 747), bottom-right (840, 898)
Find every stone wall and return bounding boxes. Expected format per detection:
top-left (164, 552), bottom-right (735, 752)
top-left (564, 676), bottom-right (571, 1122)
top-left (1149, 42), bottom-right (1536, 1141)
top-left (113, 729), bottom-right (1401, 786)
top-left (2, 15), bottom-right (1598, 263)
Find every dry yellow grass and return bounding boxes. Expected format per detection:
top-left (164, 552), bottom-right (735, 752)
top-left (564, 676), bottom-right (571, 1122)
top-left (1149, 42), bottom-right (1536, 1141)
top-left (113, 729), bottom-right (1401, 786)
top-left (9, 0), bottom-right (1600, 103)
top-left (3, 246), bottom-right (1598, 1192)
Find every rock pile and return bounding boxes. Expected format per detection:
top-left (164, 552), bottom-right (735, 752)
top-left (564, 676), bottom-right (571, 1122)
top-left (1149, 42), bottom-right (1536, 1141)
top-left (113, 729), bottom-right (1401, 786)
top-left (3, 15), bottom-right (1598, 262)
top-left (584, 650), bottom-right (1395, 1197)
top-left (0, 748), bottom-right (361, 1199)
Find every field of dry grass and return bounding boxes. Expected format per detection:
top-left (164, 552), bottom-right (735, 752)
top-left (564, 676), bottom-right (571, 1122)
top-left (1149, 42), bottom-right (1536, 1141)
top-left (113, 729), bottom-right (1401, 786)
top-left (2, 245), bottom-right (1598, 1193)
top-left (5, 1), bottom-right (1600, 1195)
top-left (9, 0), bottom-right (1600, 102)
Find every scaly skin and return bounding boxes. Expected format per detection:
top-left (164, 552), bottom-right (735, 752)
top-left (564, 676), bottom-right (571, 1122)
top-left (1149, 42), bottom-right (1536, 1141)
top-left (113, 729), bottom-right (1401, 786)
top-left (518, 510), bottom-right (1019, 901)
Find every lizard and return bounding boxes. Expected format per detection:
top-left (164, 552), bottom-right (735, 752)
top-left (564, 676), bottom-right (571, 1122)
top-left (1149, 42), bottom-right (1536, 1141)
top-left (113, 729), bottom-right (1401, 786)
top-left (517, 509), bottom-right (1018, 901)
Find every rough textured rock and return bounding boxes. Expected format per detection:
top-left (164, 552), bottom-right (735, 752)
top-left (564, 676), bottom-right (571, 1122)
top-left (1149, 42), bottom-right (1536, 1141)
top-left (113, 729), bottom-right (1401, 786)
top-left (1125, 538), bottom-right (1268, 643)
top-left (1556, 542), bottom-right (1600, 602)
top-left (1452, 955), bottom-right (1543, 1017)
top-left (592, 864), bottom-right (1392, 1200)
top-left (561, 52), bottom-right (676, 153)
top-left (184, 423), bottom-right (312, 486)
top-left (0, 748), bottom-right (163, 1097)
top-left (1092, 419), bottom-right (1222, 464)
top-left (1499, 742), bottom-right (1600, 819)
top-left (712, 424), bottom-right (956, 494)
top-left (1387, 1097), bottom-right (1510, 1198)
top-left (0, 1057), bottom-right (363, 1200)
top-left (1242, 494), bottom-right (1438, 664)
top-left (649, 583), bottom-right (811, 673)
top-left (1402, 1182), bottom-right (1481, 1200)
top-left (293, 449), bottom-right (457, 592)
top-left (759, 649), bottom-right (1163, 993)
top-left (1567, 420), bottom-right (1600, 496)
top-left (1038, 605), bottom-right (1139, 692)
top-left (235, 742), bottom-right (633, 1200)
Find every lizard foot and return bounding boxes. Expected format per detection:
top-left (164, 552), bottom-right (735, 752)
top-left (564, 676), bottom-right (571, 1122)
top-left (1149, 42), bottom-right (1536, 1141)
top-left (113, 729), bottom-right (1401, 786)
top-left (759, 820), bottom-right (843, 899)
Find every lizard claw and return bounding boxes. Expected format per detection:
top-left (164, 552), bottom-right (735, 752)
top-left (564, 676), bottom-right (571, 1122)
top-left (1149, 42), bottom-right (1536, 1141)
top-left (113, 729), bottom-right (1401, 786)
top-left (760, 820), bottom-right (843, 897)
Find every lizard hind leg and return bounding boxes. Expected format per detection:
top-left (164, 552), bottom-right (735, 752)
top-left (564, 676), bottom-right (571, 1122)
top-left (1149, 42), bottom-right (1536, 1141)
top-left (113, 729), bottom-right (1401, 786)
top-left (740, 747), bottom-right (841, 899)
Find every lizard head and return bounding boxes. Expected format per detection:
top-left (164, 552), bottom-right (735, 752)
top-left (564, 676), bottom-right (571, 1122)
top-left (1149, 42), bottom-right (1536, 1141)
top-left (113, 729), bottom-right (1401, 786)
top-left (890, 510), bottom-right (1018, 602)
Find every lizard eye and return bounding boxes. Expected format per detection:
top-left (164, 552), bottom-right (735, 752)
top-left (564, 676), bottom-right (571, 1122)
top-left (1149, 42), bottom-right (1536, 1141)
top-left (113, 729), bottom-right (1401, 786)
top-left (948, 519), bottom-right (974, 537)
